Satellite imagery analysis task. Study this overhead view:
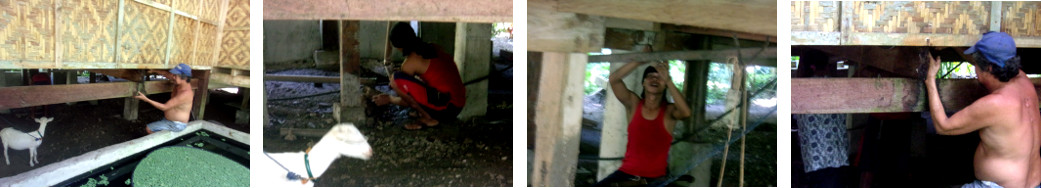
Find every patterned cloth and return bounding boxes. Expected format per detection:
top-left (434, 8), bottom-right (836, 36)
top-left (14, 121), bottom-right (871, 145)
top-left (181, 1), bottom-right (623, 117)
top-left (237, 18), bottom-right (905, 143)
top-left (795, 114), bottom-right (850, 173)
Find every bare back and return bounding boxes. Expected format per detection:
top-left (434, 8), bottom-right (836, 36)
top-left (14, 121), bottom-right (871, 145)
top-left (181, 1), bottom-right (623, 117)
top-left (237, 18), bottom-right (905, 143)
top-left (974, 74), bottom-right (1041, 188)
top-left (164, 83), bottom-right (194, 123)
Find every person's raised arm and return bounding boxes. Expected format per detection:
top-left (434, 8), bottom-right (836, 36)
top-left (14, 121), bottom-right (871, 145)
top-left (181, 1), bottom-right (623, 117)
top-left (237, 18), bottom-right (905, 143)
top-left (924, 53), bottom-right (993, 135)
top-left (654, 62), bottom-right (692, 120)
top-left (609, 61), bottom-right (645, 109)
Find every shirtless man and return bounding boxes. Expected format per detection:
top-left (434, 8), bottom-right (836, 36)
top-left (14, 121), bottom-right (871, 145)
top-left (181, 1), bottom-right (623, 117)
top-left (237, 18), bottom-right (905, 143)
top-left (135, 63), bottom-right (194, 134)
top-left (925, 32), bottom-right (1041, 188)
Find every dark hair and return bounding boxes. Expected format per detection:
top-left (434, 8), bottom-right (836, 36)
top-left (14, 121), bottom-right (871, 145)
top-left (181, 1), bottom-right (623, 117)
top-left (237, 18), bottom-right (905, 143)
top-left (972, 52), bottom-right (1021, 82)
top-left (640, 65), bottom-right (666, 99)
top-left (178, 74), bottom-right (191, 83)
top-left (389, 22), bottom-right (438, 59)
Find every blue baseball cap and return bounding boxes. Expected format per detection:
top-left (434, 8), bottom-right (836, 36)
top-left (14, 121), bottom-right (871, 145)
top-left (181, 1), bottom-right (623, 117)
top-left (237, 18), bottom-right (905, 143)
top-left (170, 63), bottom-right (192, 77)
top-left (964, 31), bottom-right (1016, 68)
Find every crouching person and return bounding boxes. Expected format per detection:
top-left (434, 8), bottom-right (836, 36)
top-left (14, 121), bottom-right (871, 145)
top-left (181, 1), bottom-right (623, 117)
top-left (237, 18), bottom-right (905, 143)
top-left (135, 63), bottom-right (194, 133)
top-left (372, 22), bottom-right (466, 130)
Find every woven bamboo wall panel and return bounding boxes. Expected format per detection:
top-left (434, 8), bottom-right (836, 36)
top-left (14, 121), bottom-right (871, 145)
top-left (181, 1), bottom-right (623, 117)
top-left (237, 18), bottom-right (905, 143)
top-left (152, 0), bottom-right (172, 7)
top-left (224, 0), bottom-right (248, 28)
top-left (61, 0), bottom-right (118, 63)
top-left (118, 2), bottom-right (169, 64)
top-left (0, 0), bottom-right (55, 62)
top-left (791, 1), bottom-right (840, 32)
top-left (171, 15), bottom-right (196, 65)
top-left (198, 0), bottom-right (221, 22)
top-left (1001, 1), bottom-right (1041, 37)
top-left (174, 0), bottom-right (200, 16)
top-left (219, 30), bottom-right (248, 67)
top-left (195, 23), bottom-right (217, 66)
top-left (844, 1), bottom-right (990, 34)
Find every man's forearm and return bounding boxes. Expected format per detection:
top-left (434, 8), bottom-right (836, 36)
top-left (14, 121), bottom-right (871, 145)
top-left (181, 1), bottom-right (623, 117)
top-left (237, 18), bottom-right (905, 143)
top-left (925, 78), bottom-right (949, 131)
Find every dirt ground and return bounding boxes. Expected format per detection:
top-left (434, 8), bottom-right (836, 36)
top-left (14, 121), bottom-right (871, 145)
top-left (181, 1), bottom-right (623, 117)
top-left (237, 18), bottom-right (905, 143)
top-left (0, 87), bottom-right (248, 178)
top-left (264, 69), bottom-right (513, 187)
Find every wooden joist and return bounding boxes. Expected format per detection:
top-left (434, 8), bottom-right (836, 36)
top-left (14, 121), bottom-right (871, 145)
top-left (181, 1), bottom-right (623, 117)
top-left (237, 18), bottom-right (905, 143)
top-left (531, 0), bottom-right (776, 36)
top-left (661, 24), bottom-right (777, 42)
top-left (528, 7), bottom-right (605, 53)
top-left (263, 0), bottom-right (512, 22)
top-left (87, 69), bottom-right (146, 82)
top-left (791, 78), bottom-right (1041, 114)
top-left (0, 80), bottom-right (200, 110)
top-left (588, 48), bottom-right (777, 67)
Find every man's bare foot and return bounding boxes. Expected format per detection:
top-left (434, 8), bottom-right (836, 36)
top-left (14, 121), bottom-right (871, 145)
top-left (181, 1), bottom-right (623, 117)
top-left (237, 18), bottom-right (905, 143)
top-left (404, 122), bottom-right (423, 130)
top-left (418, 117), bottom-right (439, 127)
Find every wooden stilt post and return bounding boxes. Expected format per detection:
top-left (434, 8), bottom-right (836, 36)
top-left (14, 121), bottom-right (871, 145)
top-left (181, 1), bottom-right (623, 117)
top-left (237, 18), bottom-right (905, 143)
top-left (335, 20), bottom-right (365, 125)
top-left (236, 87), bottom-right (249, 124)
top-left (598, 46), bottom-right (646, 180)
top-left (454, 23), bottom-right (492, 120)
top-left (532, 52), bottom-right (587, 187)
top-left (192, 70), bottom-right (211, 120)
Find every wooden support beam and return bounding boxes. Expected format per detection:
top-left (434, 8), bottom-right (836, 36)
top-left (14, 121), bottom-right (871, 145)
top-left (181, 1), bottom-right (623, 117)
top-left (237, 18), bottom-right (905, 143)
top-left (192, 70), bottom-right (211, 120)
top-left (0, 80), bottom-right (199, 110)
top-left (605, 17), bottom-right (658, 31)
top-left (532, 52), bottom-right (586, 187)
top-left (588, 48), bottom-right (777, 67)
top-left (531, 0), bottom-right (776, 36)
top-left (661, 24), bottom-right (776, 43)
top-left (210, 72), bottom-right (250, 88)
top-left (790, 78), bottom-right (1041, 114)
top-left (528, 7), bottom-right (605, 53)
top-left (336, 21), bottom-right (365, 125)
top-left (86, 70), bottom-right (146, 82)
top-left (340, 20), bottom-right (361, 75)
top-left (454, 23), bottom-right (492, 119)
top-left (262, 0), bottom-right (511, 22)
top-left (263, 74), bottom-right (378, 85)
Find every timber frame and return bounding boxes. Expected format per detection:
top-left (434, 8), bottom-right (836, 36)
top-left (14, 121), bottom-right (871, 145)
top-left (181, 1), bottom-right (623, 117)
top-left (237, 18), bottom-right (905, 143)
top-left (791, 1), bottom-right (1041, 114)
top-left (528, 0), bottom-right (776, 186)
top-left (0, 0), bottom-right (250, 120)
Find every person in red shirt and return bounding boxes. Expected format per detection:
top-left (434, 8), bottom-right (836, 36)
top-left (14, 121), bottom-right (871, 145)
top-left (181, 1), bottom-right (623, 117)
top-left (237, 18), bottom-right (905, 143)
top-left (594, 47), bottom-right (692, 186)
top-left (372, 22), bottom-right (466, 130)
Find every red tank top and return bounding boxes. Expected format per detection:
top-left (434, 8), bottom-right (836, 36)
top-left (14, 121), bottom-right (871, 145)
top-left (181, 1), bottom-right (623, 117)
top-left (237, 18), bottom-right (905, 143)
top-left (617, 100), bottom-right (672, 178)
top-left (418, 50), bottom-right (466, 108)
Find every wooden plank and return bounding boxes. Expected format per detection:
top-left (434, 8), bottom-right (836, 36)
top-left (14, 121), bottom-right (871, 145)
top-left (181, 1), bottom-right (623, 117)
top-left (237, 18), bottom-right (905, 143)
top-left (263, 0), bottom-right (511, 22)
top-left (534, 0), bottom-right (776, 36)
top-left (605, 17), bottom-right (658, 31)
top-left (86, 69), bottom-right (146, 82)
top-left (263, 75), bottom-right (338, 83)
top-left (790, 31), bottom-right (841, 45)
top-left (209, 73), bottom-right (249, 88)
top-left (603, 28), bottom-right (656, 50)
top-left (790, 78), bottom-right (1041, 114)
top-left (0, 80), bottom-right (198, 110)
top-left (528, 7), bottom-right (605, 53)
top-left (532, 52), bottom-right (586, 187)
top-left (661, 24), bottom-right (776, 42)
top-left (587, 48), bottom-right (777, 67)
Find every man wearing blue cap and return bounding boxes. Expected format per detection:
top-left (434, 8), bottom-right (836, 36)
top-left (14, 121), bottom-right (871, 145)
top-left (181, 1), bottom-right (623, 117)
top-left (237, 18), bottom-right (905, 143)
top-left (135, 63), bottom-right (195, 133)
top-left (925, 32), bottom-right (1041, 188)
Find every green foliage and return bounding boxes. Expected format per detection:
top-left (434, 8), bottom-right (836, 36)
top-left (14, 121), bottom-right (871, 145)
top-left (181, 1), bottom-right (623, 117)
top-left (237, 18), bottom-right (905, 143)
top-left (492, 23), bottom-right (512, 38)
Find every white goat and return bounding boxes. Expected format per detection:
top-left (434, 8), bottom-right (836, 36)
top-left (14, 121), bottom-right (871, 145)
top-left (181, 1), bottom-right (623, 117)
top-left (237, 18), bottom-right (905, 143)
top-left (1, 117), bottom-right (53, 167)
top-left (258, 123), bottom-right (373, 187)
